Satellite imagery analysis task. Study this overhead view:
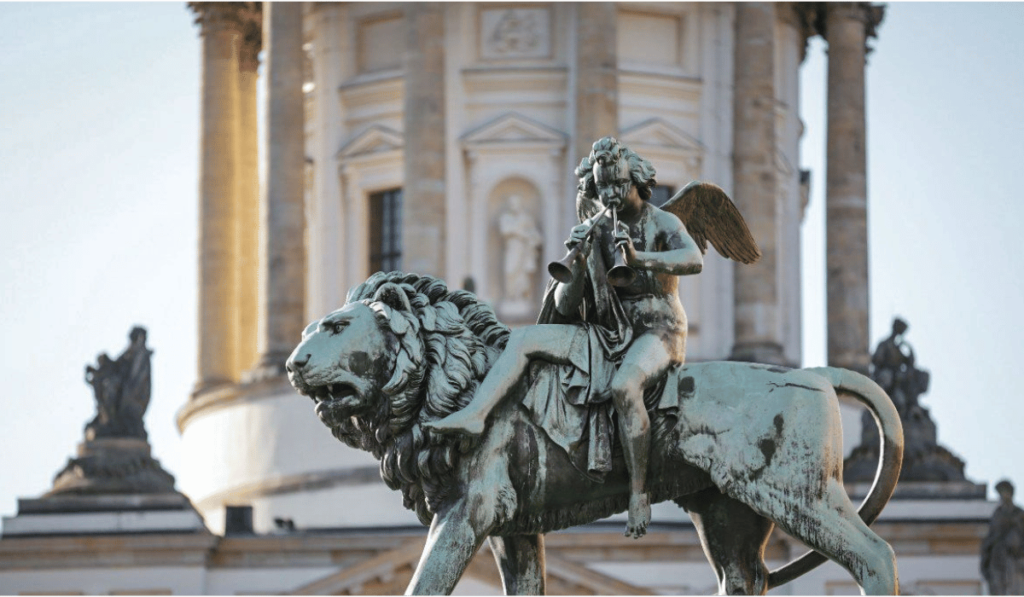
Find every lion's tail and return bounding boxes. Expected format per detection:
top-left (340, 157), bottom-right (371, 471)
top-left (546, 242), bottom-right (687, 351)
top-left (766, 366), bottom-right (904, 590)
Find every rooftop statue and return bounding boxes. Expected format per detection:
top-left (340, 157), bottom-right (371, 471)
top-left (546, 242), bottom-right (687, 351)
top-left (982, 480), bottom-right (1024, 595)
top-left (845, 317), bottom-right (972, 484)
top-left (287, 138), bottom-right (905, 595)
top-left (47, 326), bottom-right (177, 496)
top-left (85, 326), bottom-right (153, 440)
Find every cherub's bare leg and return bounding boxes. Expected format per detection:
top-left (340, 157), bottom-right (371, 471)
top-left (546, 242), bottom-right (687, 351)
top-left (427, 325), bottom-right (579, 437)
top-left (609, 333), bottom-right (675, 539)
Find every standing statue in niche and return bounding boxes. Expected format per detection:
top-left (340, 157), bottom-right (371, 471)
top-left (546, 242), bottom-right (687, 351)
top-left (982, 480), bottom-right (1024, 595)
top-left (85, 326), bottom-right (153, 440)
top-left (497, 194), bottom-right (542, 305)
top-left (288, 137), bottom-right (905, 594)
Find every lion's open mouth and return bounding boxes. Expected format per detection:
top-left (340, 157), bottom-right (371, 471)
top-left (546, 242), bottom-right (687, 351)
top-left (311, 382), bottom-right (361, 422)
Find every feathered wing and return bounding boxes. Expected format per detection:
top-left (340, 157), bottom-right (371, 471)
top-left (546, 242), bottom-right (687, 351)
top-left (661, 181), bottom-right (761, 264)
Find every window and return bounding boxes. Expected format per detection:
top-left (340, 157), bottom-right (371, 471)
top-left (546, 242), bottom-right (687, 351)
top-left (369, 188), bottom-right (402, 274)
top-left (650, 184), bottom-right (676, 207)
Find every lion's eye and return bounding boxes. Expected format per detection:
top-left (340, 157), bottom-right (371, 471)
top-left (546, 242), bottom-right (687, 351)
top-left (331, 322), bottom-right (347, 334)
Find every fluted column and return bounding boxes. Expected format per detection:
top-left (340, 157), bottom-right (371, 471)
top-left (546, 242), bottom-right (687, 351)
top-left (730, 2), bottom-right (785, 365)
top-left (191, 3), bottom-right (243, 393)
top-left (402, 3), bottom-right (446, 278)
top-left (574, 3), bottom-right (618, 162)
top-left (236, 7), bottom-right (262, 376)
top-left (825, 3), bottom-right (884, 374)
top-left (249, 1), bottom-right (307, 380)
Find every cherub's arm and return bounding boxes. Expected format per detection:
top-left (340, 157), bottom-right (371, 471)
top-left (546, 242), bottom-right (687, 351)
top-left (619, 211), bottom-right (703, 276)
top-left (553, 217), bottom-right (596, 316)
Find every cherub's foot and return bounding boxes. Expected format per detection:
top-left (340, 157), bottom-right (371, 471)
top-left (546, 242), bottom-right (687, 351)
top-left (624, 492), bottom-right (651, 539)
top-left (424, 410), bottom-right (486, 438)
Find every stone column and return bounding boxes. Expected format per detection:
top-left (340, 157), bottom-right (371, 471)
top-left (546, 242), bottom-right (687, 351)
top-left (190, 3), bottom-right (244, 393)
top-left (236, 6), bottom-right (262, 377)
top-left (249, 1), bottom-right (307, 380)
top-left (825, 3), bottom-right (884, 374)
top-left (574, 3), bottom-right (618, 162)
top-left (402, 3), bottom-right (446, 278)
top-left (730, 3), bottom-right (786, 365)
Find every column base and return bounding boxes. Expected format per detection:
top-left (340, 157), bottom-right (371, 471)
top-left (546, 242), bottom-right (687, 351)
top-left (242, 350), bottom-right (292, 384)
top-left (729, 342), bottom-right (791, 367)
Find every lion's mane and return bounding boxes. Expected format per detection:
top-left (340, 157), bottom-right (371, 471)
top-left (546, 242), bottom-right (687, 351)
top-left (332, 271), bottom-right (510, 524)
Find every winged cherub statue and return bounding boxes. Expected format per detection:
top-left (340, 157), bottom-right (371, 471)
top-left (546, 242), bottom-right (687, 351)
top-left (428, 136), bottom-right (760, 538)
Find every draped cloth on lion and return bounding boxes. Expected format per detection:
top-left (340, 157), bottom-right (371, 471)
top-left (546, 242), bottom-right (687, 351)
top-left (521, 224), bottom-right (673, 482)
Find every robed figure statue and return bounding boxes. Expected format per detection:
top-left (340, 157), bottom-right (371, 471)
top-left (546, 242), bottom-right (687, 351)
top-left (85, 326), bottom-right (153, 440)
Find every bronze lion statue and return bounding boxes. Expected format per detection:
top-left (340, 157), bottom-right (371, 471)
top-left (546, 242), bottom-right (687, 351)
top-left (287, 272), bottom-right (903, 595)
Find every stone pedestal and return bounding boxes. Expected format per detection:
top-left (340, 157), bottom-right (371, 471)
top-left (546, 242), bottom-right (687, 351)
top-left (2, 493), bottom-right (206, 537)
top-left (47, 438), bottom-right (177, 497)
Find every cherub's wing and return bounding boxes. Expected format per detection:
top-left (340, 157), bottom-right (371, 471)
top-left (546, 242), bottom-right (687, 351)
top-left (661, 181), bottom-right (761, 264)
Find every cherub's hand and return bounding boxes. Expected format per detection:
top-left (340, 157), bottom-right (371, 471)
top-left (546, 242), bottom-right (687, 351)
top-left (615, 221), bottom-right (637, 265)
top-left (565, 222), bottom-right (592, 250)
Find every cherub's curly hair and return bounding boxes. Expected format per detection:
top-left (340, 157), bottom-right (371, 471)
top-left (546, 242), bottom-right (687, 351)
top-left (332, 272), bottom-right (510, 523)
top-left (574, 136), bottom-right (658, 221)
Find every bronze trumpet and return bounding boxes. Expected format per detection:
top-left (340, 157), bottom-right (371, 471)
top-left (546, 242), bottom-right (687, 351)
top-left (547, 205), bottom-right (637, 287)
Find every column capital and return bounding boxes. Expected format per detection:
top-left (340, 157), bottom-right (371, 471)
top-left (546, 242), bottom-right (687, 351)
top-left (238, 4), bottom-right (263, 73)
top-left (789, 3), bottom-right (885, 45)
top-left (820, 3), bottom-right (885, 41)
top-left (189, 2), bottom-right (259, 36)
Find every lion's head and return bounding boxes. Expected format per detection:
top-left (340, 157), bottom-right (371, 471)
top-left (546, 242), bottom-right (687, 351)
top-left (286, 272), bottom-right (510, 522)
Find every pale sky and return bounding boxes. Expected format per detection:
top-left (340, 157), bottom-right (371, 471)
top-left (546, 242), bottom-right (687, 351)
top-left (1, 2), bottom-right (1022, 521)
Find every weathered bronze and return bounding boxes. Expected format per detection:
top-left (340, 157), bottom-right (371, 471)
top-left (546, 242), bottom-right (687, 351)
top-left (430, 137), bottom-right (760, 539)
top-left (982, 480), bottom-right (1024, 595)
top-left (547, 203), bottom-right (612, 283)
top-left (287, 139), bottom-right (904, 595)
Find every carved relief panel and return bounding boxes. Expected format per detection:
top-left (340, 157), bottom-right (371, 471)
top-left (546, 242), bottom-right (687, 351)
top-left (479, 7), bottom-right (552, 60)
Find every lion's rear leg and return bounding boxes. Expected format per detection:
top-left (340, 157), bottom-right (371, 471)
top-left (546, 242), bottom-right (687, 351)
top-left (489, 534), bottom-right (545, 595)
top-left (676, 489), bottom-right (772, 595)
top-left (770, 482), bottom-right (898, 595)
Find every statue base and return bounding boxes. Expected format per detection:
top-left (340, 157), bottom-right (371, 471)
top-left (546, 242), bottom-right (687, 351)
top-left (1, 493), bottom-right (206, 537)
top-left (46, 437), bottom-right (177, 497)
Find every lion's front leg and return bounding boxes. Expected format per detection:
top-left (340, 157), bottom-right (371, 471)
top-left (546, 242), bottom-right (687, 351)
top-left (406, 499), bottom-right (491, 595)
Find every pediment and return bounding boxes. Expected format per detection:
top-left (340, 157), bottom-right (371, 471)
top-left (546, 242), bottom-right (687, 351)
top-left (336, 124), bottom-right (404, 161)
top-left (619, 118), bottom-right (703, 153)
top-left (461, 112), bottom-right (567, 147)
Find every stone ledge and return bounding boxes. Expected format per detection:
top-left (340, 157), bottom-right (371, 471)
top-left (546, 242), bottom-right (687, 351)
top-left (18, 493), bottom-right (192, 515)
top-left (2, 509), bottom-right (207, 537)
top-left (846, 480), bottom-right (988, 501)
